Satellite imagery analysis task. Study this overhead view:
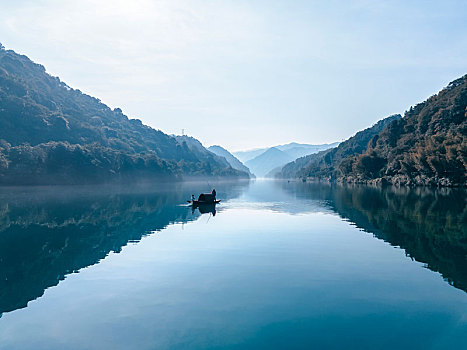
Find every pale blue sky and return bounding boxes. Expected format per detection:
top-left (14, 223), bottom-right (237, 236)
top-left (1, 0), bottom-right (466, 151)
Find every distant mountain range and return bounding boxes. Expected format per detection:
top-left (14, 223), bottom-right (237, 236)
top-left (277, 74), bottom-right (467, 187)
top-left (245, 147), bottom-right (294, 178)
top-left (0, 45), bottom-right (249, 184)
top-left (207, 145), bottom-right (254, 177)
top-left (234, 142), bottom-right (339, 163)
top-left (234, 142), bottom-right (339, 178)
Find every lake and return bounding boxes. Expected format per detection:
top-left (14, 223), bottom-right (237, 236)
top-left (0, 180), bottom-right (466, 349)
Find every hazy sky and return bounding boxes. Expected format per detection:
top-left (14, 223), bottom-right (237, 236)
top-left (1, 0), bottom-right (466, 151)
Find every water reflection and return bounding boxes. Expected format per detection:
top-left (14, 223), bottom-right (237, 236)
top-left (277, 181), bottom-right (467, 293)
top-left (192, 203), bottom-right (217, 216)
top-left (0, 181), bottom-right (249, 316)
top-left (0, 179), bottom-right (465, 320)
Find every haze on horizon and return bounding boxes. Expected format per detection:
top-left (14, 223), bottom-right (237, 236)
top-left (1, 0), bottom-right (466, 151)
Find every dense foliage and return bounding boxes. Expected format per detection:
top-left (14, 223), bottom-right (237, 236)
top-left (278, 74), bottom-right (467, 187)
top-left (207, 145), bottom-right (253, 176)
top-left (342, 75), bottom-right (467, 186)
top-left (0, 141), bottom-right (177, 184)
top-left (0, 45), bottom-right (248, 184)
top-left (277, 115), bottom-right (401, 180)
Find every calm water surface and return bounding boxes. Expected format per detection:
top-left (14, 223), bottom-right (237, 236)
top-left (0, 180), bottom-right (466, 349)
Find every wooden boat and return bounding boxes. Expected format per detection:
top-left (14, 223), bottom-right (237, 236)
top-left (187, 193), bottom-right (220, 206)
top-left (187, 199), bottom-right (221, 206)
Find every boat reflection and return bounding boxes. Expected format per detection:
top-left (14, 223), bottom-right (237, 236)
top-left (0, 180), bottom-right (249, 316)
top-left (192, 203), bottom-right (217, 216)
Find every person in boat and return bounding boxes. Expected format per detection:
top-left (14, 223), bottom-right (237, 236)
top-left (197, 193), bottom-right (216, 203)
top-left (192, 194), bottom-right (195, 202)
top-left (211, 189), bottom-right (216, 198)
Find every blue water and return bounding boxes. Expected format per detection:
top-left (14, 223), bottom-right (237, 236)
top-left (0, 180), bottom-right (466, 349)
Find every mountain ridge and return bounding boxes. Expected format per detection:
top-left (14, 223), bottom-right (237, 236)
top-left (207, 145), bottom-right (254, 177)
top-left (234, 142), bottom-right (339, 163)
top-left (277, 115), bottom-right (401, 180)
top-left (340, 75), bottom-right (467, 186)
top-left (245, 147), bottom-right (294, 178)
top-left (237, 142), bottom-right (339, 177)
top-left (276, 74), bottom-right (467, 187)
top-left (0, 45), bottom-right (249, 184)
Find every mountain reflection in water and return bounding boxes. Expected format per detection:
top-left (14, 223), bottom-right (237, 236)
top-left (276, 181), bottom-right (467, 293)
top-left (0, 181), bottom-right (248, 316)
top-left (0, 179), bottom-right (465, 319)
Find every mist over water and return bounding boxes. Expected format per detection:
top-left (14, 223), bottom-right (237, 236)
top-left (0, 180), bottom-right (466, 349)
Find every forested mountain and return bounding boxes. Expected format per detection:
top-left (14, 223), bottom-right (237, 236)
top-left (277, 74), bottom-right (467, 187)
top-left (207, 145), bottom-right (253, 177)
top-left (341, 75), bottom-right (467, 186)
top-left (171, 135), bottom-right (243, 176)
top-left (277, 115), bottom-right (401, 180)
top-left (0, 45), bottom-right (248, 184)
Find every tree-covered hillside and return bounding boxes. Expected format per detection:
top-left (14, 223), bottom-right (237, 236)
top-left (277, 114), bottom-right (401, 180)
top-left (341, 75), bottom-right (467, 186)
top-left (277, 74), bottom-right (467, 187)
top-left (0, 45), bottom-right (248, 184)
top-left (207, 145), bottom-right (253, 177)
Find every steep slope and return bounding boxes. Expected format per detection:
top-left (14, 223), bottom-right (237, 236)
top-left (0, 45), bottom-right (247, 184)
top-left (207, 145), bottom-right (253, 176)
top-left (277, 114), bottom-right (402, 180)
top-left (246, 147), bottom-right (294, 177)
top-left (172, 136), bottom-right (249, 177)
top-left (341, 75), bottom-right (467, 186)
